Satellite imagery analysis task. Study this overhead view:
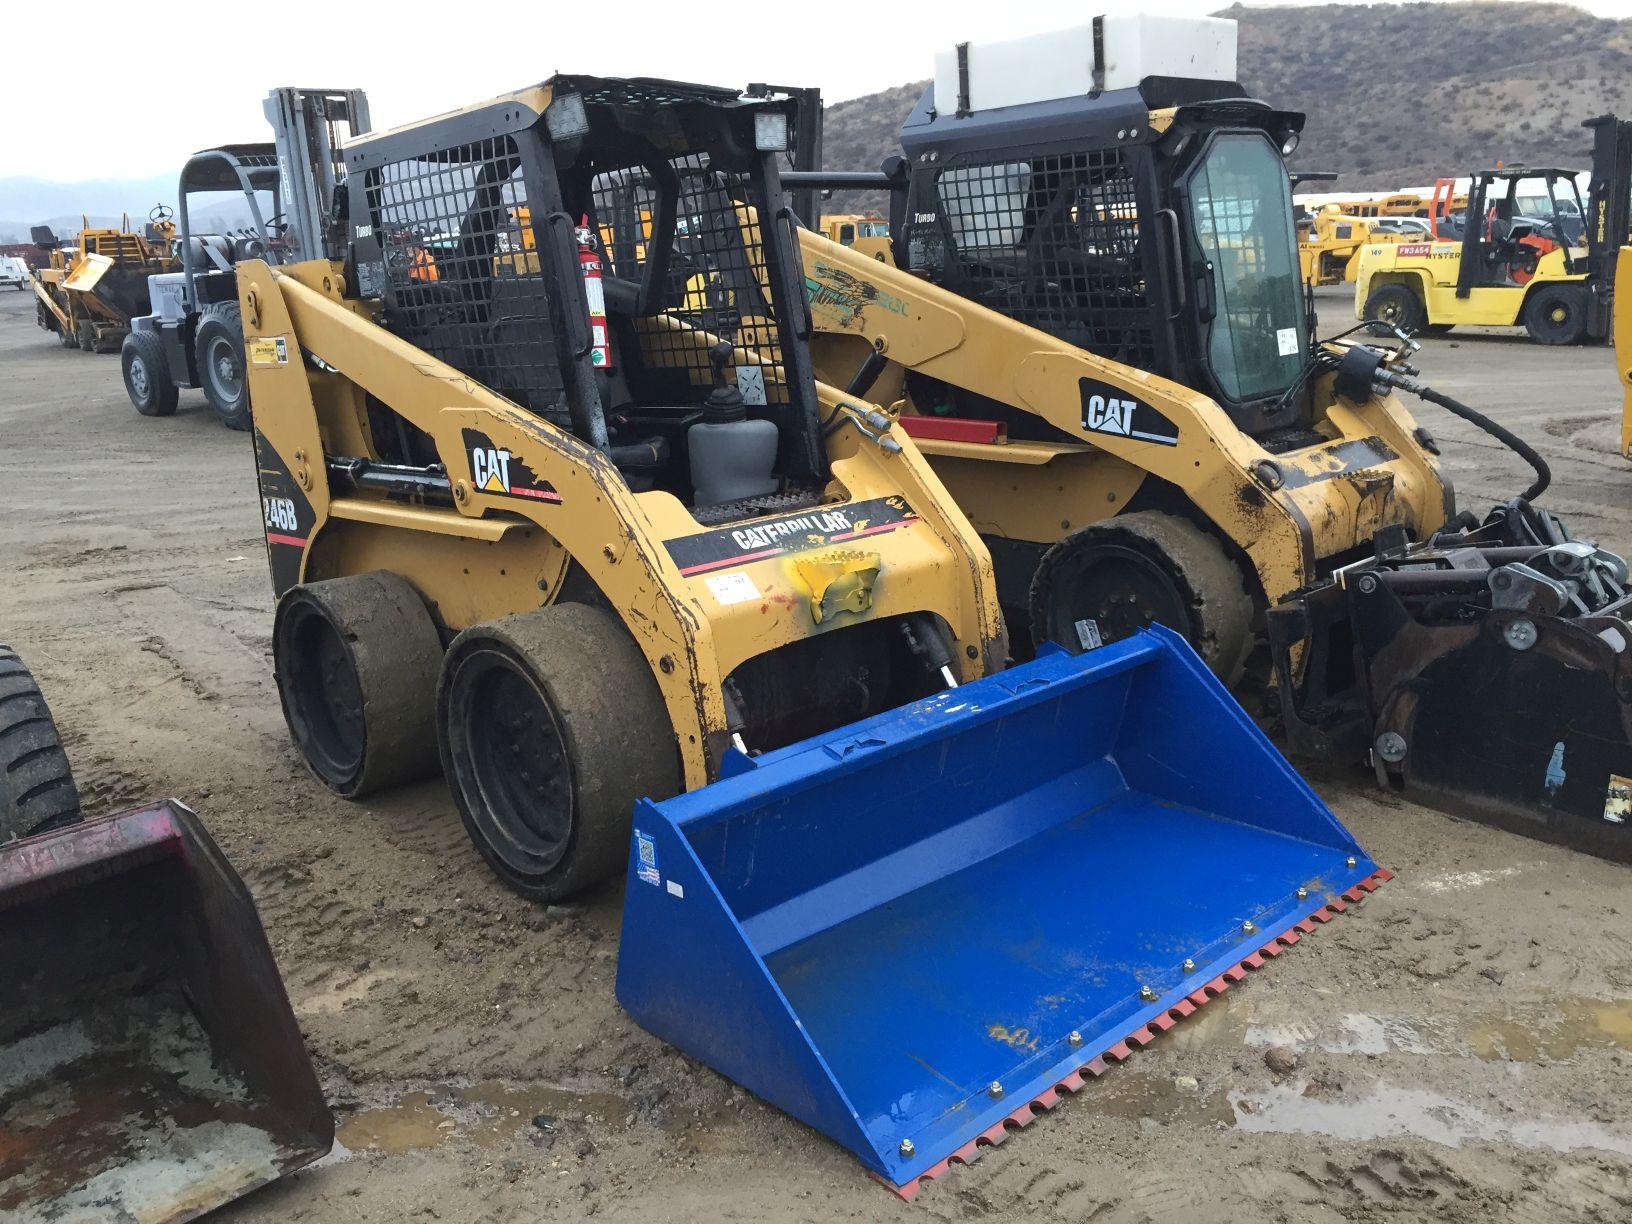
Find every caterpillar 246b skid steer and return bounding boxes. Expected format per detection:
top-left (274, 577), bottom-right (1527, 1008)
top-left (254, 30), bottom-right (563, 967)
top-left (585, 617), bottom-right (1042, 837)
top-left (237, 74), bottom-right (1385, 1195)
top-left (792, 17), bottom-right (1632, 863)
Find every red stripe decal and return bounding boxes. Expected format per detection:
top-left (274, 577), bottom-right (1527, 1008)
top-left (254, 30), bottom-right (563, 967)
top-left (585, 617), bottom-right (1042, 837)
top-left (508, 486), bottom-right (563, 502)
top-left (266, 532), bottom-right (307, 547)
top-left (679, 547), bottom-right (785, 577)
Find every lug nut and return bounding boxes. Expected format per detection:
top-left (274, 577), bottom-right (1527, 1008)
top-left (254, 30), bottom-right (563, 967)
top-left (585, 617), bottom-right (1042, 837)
top-left (899, 1138), bottom-right (915, 1157)
top-left (988, 1081), bottom-right (1004, 1099)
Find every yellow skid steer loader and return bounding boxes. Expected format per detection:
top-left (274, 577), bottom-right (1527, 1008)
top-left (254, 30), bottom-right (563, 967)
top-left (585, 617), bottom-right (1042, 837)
top-left (790, 19), bottom-right (1632, 863)
top-left (238, 73), bottom-right (1386, 1194)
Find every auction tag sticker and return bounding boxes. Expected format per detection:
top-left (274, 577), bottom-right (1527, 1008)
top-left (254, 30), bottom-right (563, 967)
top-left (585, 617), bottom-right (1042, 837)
top-left (1276, 327), bottom-right (1299, 357)
top-left (248, 337), bottom-right (288, 365)
top-left (634, 829), bottom-right (661, 886)
top-left (704, 571), bottom-right (761, 606)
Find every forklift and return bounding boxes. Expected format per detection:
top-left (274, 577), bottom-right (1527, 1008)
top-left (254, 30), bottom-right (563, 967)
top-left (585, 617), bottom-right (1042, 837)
top-left (120, 89), bottom-right (370, 429)
top-left (1353, 115), bottom-right (1632, 344)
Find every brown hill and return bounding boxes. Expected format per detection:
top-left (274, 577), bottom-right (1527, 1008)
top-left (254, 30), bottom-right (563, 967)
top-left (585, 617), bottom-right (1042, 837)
top-left (815, 1), bottom-right (1632, 212)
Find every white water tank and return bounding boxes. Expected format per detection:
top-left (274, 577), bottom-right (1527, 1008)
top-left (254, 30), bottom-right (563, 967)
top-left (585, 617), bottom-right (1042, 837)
top-left (932, 15), bottom-right (1238, 115)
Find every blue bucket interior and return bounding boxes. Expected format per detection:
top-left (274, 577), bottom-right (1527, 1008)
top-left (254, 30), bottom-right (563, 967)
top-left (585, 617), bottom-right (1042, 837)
top-left (619, 630), bottom-right (1374, 1183)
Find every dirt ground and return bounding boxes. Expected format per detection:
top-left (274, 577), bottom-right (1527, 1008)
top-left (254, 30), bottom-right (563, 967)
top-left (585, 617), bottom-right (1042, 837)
top-left (3, 285), bottom-right (1631, 1224)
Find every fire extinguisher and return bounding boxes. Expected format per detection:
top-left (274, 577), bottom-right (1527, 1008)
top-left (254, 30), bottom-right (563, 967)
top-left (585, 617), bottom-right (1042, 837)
top-left (575, 215), bottom-right (610, 369)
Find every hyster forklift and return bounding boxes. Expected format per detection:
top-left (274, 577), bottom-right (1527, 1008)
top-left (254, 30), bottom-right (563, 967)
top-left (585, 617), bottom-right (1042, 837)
top-left (790, 18), bottom-right (1632, 860)
top-left (238, 74), bottom-right (1386, 1195)
top-left (122, 89), bottom-right (371, 429)
top-left (1354, 115), bottom-right (1632, 344)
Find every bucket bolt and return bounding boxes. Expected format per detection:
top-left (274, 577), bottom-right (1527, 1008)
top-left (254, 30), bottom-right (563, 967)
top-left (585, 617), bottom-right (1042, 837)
top-left (1346, 856), bottom-right (1358, 869)
top-left (1068, 1030), bottom-right (1083, 1047)
top-left (1242, 920), bottom-right (1257, 935)
top-left (988, 1081), bottom-right (1004, 1099)
top-left (899, 1138), bottom-right (915, 1157)
top-left (1296, 887), bottom-right (1308, 900)
top-left (1139, 985), bottom-right (1157, 1002)
top-left (1182, 958), bottom-right (1196, 972)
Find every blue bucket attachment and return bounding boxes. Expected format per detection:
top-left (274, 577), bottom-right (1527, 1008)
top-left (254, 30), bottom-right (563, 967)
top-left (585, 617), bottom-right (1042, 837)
top-left (616, 627), bottom-right (1385, 1194)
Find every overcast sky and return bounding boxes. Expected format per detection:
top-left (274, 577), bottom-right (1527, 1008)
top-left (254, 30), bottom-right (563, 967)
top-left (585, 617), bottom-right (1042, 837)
top-left (1, 0), bottom-right (1622, 180)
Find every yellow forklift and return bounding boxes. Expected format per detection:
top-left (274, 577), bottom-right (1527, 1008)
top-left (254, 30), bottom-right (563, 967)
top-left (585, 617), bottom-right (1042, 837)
top-left (1353, 116), bottom-right (1632, 344)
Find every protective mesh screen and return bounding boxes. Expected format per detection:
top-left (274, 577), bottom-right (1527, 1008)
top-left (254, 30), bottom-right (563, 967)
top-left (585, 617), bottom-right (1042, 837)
top-left (936, 147), bottom-right (1154, 368)
top-left (590, 153), bottom-right (788, 408)
top-left (363, 135), bottom-right (567, 419)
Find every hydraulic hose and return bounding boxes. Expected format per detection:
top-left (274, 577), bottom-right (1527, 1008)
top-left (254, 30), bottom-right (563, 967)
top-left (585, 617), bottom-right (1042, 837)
top-left (1377, 369), bottom-right (1551, 503)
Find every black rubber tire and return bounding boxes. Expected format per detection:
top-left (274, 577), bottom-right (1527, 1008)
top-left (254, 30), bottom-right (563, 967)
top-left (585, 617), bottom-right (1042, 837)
top-left (274, 571), bottom-right (445, 799)
top-left (76, 321), bottom-right (96, 352)
top-left (1523, 284), bottom-right (1589, 346)
top-left (122, 332), bottom-right (178, 417)
top-left (1423, 323), bottom-right (1455, 336)
top-left (1029, 511), bottom-right (1253, 685)
top-left (1363, 283), bottom-right (1427, 335)
top-left (437, 604), bottom-right (681, 902)
top-left (195, 302), bottom-right (252, 430)
top-left (0, 644), bottom-right (81, 843)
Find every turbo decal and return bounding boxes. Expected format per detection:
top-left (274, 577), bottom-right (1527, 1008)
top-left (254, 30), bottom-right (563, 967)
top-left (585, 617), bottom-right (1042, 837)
top-left (460, 428), bottom-right (562, 504)
top-left (666, 496), bottom-right (918, 577)
top-left (1078, 379), bottom-right (1179, 446)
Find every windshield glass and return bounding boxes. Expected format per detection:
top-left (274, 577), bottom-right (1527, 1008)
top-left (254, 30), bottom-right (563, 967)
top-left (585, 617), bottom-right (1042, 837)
top-left (1186, 133), bottom-right (1306, 402)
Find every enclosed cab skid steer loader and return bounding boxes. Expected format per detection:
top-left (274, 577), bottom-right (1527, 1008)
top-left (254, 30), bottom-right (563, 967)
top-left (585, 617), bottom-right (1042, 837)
top-left (239, 74), bottom-right (1386, 1196)
top-left (792, 18), bottom-right (1632, 862)
top-left (793, 15), bottom-right (1453, 684)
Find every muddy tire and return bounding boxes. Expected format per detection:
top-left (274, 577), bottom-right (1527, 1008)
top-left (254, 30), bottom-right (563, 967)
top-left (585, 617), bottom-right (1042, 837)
top-left (274, 572), bottom-right (445, 799)
top-left (58, 319), bottom-right (79, 349)
top-left (1363, 283), bottom-right (1426, 335)
top-left (0, 644), bottom-right (81, 843)
top-left (1029, 511), bottom-right (1253, 685)
top-left (1523, 284), bottom-right (1588, 346)
top-left (196, 303), bottom-right (252, 430)
top-left (122, 332), bottom-right (178, 417)
top-left (77, 321), bottom-right (96, 352)
top-left (438, 604), bottom-right (681, 902)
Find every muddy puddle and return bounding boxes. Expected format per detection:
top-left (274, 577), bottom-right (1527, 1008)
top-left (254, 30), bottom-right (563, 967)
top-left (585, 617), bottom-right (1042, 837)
top-left (1232, 1080), bottom-right (1632, 1157)
top-left (335, 1081), bottom-right (628, 1156)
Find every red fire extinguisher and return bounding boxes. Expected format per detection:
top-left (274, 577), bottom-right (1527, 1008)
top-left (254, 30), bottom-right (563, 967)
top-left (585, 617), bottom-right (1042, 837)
top-left (576, 215), bottom-right (610, 369)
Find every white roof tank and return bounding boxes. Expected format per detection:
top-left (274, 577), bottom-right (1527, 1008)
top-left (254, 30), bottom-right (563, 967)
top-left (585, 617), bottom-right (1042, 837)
top-left (933, 15), bottom-right (1238, 115)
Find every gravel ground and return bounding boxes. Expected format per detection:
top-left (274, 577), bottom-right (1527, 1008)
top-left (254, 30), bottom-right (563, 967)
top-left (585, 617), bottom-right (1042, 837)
top-left (2, 285), bottom-right (1629, 1222)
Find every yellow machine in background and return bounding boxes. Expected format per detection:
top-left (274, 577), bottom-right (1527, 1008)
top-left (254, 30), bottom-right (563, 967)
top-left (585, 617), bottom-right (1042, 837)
top-left (1354, 121), bottom-right (1631, 343)
top-left (1617, 247), bottom-right (1632, 460)
top-left (30, 209), bottom-right (177, 351)
top-left (1298, 205), bottom-right (1428, 286)
top-left (818, 212), bottom-right (889, 246)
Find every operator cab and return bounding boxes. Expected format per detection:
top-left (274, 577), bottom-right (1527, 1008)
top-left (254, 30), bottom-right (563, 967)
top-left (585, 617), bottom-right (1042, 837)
top-left (1437, 167), bottom-right (1588, 290)
top-left (888, 35), bottom-right (1309, 442)
top-left (346, 76), bottom-right (826, 522)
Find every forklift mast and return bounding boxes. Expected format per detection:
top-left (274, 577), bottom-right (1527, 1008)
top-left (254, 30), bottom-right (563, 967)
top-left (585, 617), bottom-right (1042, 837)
top-left (1583, 113), bottom-right (1632, 333)
top-left (264, 88), bottom-right (373, 264)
